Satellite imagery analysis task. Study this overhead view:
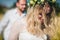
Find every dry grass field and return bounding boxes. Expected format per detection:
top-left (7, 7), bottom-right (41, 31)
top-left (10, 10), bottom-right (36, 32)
top-left (0, 13), bottom-right (3, 40)
top-left (0, 13), bottom-right (4, 20)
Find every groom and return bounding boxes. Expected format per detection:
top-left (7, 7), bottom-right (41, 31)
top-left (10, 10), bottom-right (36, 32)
top-left (0, 0), bottom-right (27, 40)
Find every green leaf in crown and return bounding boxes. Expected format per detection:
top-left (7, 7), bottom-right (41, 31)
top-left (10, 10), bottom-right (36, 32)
top-left (27, 0), bottom-right (56, 7)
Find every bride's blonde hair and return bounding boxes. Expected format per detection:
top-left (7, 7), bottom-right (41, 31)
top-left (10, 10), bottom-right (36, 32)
top-left (26, 4), bottom-right (56, 38)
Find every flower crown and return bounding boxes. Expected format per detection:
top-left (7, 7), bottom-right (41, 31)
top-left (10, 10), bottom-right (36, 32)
top-left (27, 0), bottom-right (56, 7)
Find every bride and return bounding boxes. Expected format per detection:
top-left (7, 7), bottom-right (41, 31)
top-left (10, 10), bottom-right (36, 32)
top-left (8, 2), bottom-right (56, 40)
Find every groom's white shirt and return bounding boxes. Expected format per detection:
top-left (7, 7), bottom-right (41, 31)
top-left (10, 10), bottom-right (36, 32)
top-left (0, 8), bottom-right (26, 40)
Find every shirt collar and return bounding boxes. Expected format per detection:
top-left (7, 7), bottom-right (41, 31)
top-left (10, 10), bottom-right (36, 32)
top-left (15, 8), bottom-right (26, 15)
top-left (15, 8), bottom-right (26, 17)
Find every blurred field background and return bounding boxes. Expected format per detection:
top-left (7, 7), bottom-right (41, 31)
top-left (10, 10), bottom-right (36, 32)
top-left (0, 0), bottom-right (60, 40)
top-left (0, 0), bottom-right (16, 40)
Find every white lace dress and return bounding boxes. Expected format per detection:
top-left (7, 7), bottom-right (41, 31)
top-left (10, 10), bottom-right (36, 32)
top-left (19, 19), bottom-right (47, 40)
top-left (19, 27), bottom-right (47, 40)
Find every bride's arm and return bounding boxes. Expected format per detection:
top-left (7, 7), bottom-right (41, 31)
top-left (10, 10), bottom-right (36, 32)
top-left (8, 21), bottom-right (22, 40)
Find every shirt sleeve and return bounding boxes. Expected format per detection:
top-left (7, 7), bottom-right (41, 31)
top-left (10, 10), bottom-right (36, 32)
top-left (0, 11), bottom-right (9, 34)
top-left (8, 20), bottom-right (23, 40)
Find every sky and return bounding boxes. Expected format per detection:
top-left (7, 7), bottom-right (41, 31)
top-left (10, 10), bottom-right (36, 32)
top-left (0, 0), bottom-right (60, 8)
top-left (0, 0), bottom-right (16, 8)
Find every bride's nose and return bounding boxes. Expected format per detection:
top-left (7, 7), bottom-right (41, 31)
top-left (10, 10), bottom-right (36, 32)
top-left (39, 13), bottom-right (42, 19)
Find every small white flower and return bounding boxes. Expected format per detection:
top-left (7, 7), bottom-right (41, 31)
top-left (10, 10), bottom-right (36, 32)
top-left (41, 0), bottom-right (44, 2)
top-left (52, 0), bottom-right (56, 3)
top-left (37, 2), bottom-right (40, 4)
top-left (27, 3), bottom-right (30, 6)
top-left (34, 0), bottom-right (37, 2)
top-left (30, 0), bottom-right (34, 4)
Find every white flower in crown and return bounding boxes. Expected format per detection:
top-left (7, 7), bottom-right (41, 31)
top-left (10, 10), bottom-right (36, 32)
top-left (34, 0), bottom-right (37, 2)
top-left (41, 0), bottom-right (44, 2)
top-left (27, 3), bottom-right (30, 6)
top-left (52, 0), bottom-right (56, 3)
top-left (30, 0), bottom-right (35, 5)
top-left (37, 1), bottom-right (40, 4)
top-left (29, 0), bottom-right (38, 6)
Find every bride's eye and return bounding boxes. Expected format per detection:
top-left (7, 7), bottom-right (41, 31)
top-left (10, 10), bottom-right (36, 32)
top-left (39, 13), bottom-right (42, 16)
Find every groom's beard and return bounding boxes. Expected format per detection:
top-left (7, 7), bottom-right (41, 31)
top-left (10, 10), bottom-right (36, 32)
top-left (19, 8), bottom-right (26, 13)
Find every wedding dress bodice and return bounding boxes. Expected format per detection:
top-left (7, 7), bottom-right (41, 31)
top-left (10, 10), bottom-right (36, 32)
top-left (19, 26), bottom-right (47, 40)
top-left (18, 18), bottom-right (47, 40)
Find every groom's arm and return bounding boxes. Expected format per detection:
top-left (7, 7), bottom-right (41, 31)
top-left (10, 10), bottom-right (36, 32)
top-left (8, 21), bottom-right (21, 40)
top-left (0, 11), bottom-right (9, 34)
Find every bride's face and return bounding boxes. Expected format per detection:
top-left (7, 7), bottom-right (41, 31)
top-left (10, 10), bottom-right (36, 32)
top-left (38, 11), bottom-right (44, 24)
top-left (38, 3), bottom-right (51, 23)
